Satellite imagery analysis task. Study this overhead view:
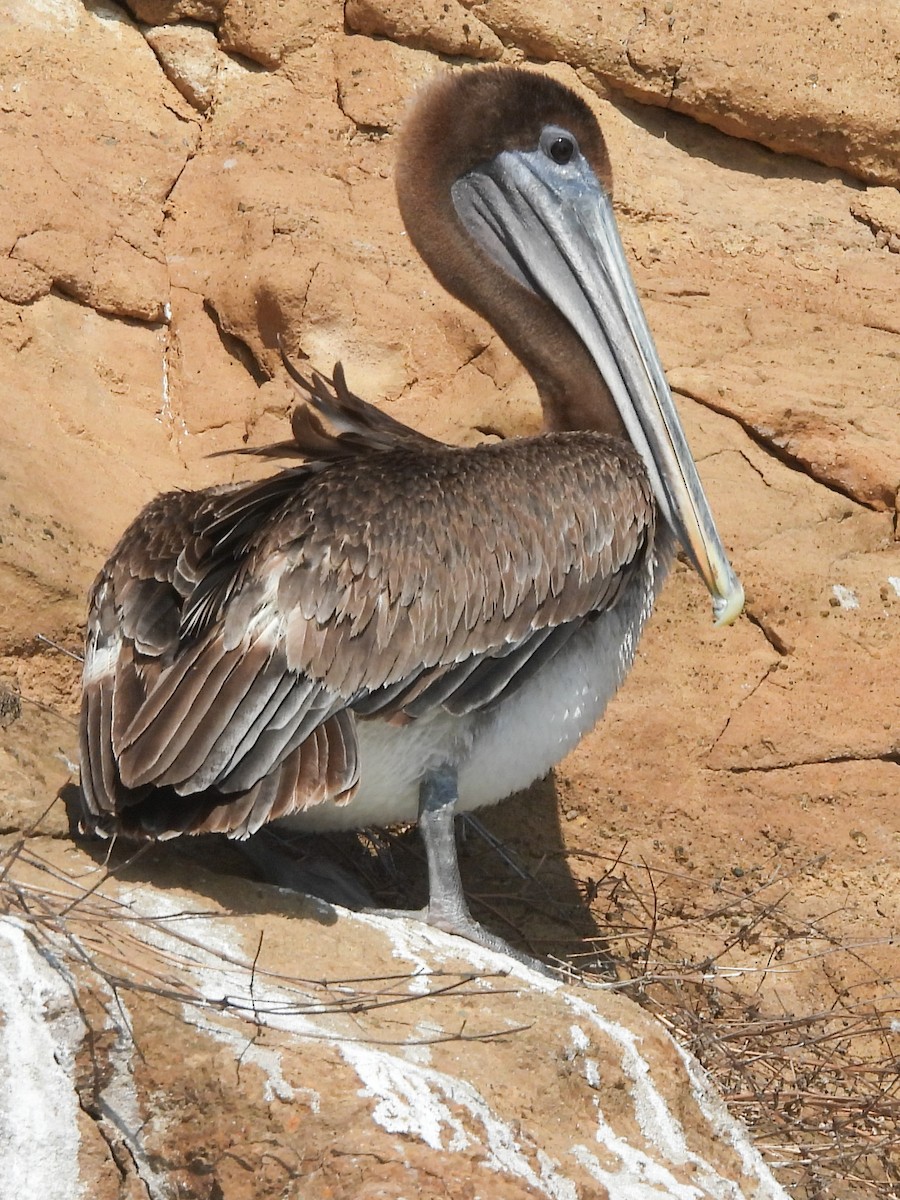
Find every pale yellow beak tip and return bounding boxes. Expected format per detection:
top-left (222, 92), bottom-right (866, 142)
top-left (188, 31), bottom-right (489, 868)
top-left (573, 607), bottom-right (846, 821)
top-left (712, 578), bottom-right (745, 628)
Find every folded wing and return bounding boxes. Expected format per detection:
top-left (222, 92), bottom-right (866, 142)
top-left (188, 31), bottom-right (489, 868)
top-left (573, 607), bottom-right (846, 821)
top-left (80, 368), bottom-right (654, 839)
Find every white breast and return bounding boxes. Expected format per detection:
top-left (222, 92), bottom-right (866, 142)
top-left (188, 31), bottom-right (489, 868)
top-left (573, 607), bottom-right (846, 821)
top-left (282, 540), bottom-right (669, 834)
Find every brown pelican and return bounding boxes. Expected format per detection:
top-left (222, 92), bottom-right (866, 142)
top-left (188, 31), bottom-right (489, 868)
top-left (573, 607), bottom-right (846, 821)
top-left (79, 68), bottom-right (743, 957)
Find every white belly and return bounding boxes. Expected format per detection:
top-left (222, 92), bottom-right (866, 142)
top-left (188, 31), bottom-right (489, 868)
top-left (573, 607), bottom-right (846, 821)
top-left (282, 543), bottom-right (669, 833)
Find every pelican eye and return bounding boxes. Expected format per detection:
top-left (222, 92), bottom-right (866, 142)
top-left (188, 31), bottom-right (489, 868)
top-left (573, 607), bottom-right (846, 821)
top-left (539, 127), bottom-right (579, 166)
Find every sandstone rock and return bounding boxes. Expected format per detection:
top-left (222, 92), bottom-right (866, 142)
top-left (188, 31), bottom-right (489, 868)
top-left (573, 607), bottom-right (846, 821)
top-left (346, 0), bottom-right (503, 61)
top-left (218, 0), bottom-right (343, 68)
top-left (350, 0), bottom-right (900, 185)
top-left (0, 0), bottom-right (199, 323)
top-left (126, 0), bottom-right (224, 21)
top-left (126, 0), bottom-right (344, 67)
top-left (0, 836), bottom-right (790, 1200)
top-left (333, 35), bottom-right (436, 134)
top-left (850, 185), bottom-right (900, 252)
top-left (669, 354), bottom-right (898, 513)
top-left (144, 21), bottom-right (222, 110)
top-left (0, 258), bottom-right (51, 306)
top-left (0, 294), bottom-right (178, 651)
top-left (12, 228), bottom-right (169, 322)
top-left (1, 1), bottom-right (898, 1193)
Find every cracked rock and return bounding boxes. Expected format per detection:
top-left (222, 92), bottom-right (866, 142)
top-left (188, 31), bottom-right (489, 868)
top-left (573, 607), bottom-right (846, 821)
top-left (346, 0), bottom-right (504, 60)
top-left (144, 21), bottom-right (222, 111)
top-left (850, 186), bottom-right (900, 252)
top-left (1, 5), bottom-right (898, 1195)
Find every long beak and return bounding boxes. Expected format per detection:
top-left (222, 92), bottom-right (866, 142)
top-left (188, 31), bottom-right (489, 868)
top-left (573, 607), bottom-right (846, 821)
top-left (452, 151), bottom-right (744, 626)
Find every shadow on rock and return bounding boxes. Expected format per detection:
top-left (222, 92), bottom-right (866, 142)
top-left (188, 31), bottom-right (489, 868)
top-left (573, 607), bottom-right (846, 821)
top-left (60, 774), bottom-right (605, 968)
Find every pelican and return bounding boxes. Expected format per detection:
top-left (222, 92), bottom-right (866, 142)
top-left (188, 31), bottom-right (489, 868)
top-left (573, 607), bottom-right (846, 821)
top-left (79, 68), bottom-right (743, 957)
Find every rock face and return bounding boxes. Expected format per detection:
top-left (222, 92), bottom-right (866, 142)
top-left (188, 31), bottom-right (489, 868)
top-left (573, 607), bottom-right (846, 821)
top-left (1, 0), bottom-right (898, 1196)
top-left (348, 0), bottom-right (900, 188)
top-left (2, 837), bottom-right (789, 1200)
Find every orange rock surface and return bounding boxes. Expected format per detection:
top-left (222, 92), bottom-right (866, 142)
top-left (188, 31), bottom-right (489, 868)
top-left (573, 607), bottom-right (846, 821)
top-left (1, 2), bottom-right (897, 1196)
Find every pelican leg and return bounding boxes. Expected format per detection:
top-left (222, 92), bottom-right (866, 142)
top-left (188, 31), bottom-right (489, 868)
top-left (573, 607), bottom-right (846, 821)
top-left (416, 766), bottom-right (553, 975)
top-left (418, 764), bottom-right (472, 932)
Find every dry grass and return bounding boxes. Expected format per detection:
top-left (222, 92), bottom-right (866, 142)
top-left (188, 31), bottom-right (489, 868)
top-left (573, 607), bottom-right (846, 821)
top-left (562, 846), bottom-right (900, 1200)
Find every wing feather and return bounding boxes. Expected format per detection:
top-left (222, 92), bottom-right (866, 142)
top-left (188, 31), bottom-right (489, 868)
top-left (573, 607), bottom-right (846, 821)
top-left (117, 640), bottom-right (244, 785)
top-left (214, 671), bottom-right (301, 774)
top-left (149, 639), bottom-right (280, 789)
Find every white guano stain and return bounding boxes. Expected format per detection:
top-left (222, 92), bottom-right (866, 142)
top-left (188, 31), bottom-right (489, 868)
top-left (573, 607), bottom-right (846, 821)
top-left (352, 912), bottom-right (435, 992)
top-left (566, 1025), bottom-right (599, 1087)
top-left (0, 914), bottom-right (173, 1200)
top-left (97, 998), bottom-right (172, 1200)
top-left (583, 1058), bottom-right (601, 1089)
top-left (402, 1022), bottom-right (443, 1064)
top-left (572, 1140), bottom-right (704, 1200)
top-left (0, 920), bottom-right (85, 1200)
top-left (566, 993), bottom-right (691, 1165)
top-left (158, 331), bottom-right (188, 441)
top-left (341, 1044), bottom-right (470, 1153)
top-left (564, 993), bottom-right (790, 1200)
top-left (120, 891), bottom-right (316, 1107)
top-left (119, 895), bottom-right (578, 1197)
top-left (357, 908), bottom-right (562, 993)
top-left (673, 1042), bottom-right (790, 1200)
top-left (831, 584), bottom-right (859, 609)
top-left (341, 1042), bottom-right (579, 1199)
top-left (568, 1024), bottom-right (590, 1054)
top-left (111, 891), bottom-right (788, 1200)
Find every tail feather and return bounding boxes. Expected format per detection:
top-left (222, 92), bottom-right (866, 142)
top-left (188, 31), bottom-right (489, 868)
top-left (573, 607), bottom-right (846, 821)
top-left (230, 347), bottom-right (444, 462)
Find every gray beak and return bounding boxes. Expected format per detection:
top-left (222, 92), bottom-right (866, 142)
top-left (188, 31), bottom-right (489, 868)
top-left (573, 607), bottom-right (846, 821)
top-left (452, 145), bottom-right (744, 625)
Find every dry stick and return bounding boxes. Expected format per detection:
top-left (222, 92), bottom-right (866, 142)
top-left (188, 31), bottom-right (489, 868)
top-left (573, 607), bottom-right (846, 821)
top-left (7, 849), bottom-right (523, 1021)
top-left (35, 633), bottom-right (84, 662)
top-left (568, 845), bottom-right (899, 1194)
top-left (235, 930), bottom-right (266, 1081)
top-left (9, 888), bottom-right (526, 1049)
top-left (637, 856), bottom-right (660, 977)
top-left (13, 691), bottom-right (79, 726)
